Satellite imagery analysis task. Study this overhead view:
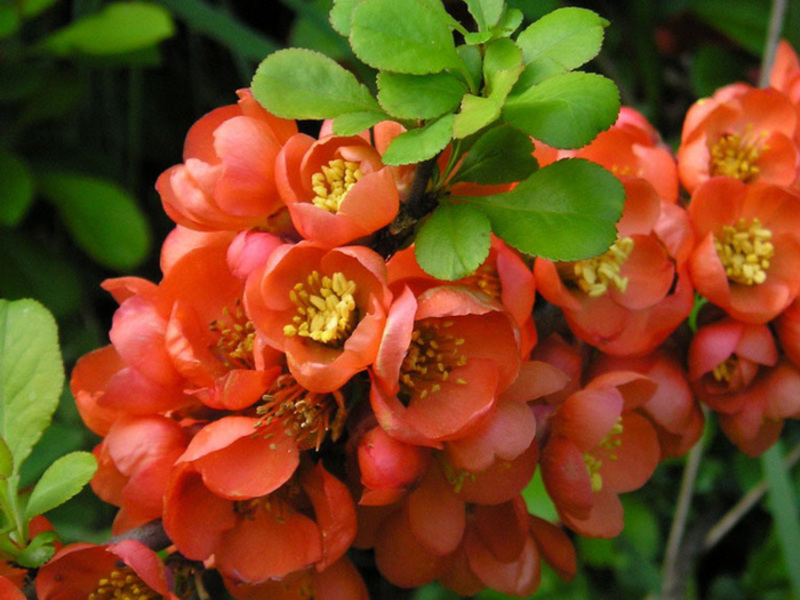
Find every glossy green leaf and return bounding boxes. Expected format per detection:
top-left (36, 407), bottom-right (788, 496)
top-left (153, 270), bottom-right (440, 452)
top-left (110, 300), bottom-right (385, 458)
top-left (0, 438), bottom-right (12, 479)
top-left (25, 451), bottom-right (97, 520)
top-left (484, 38), bottom-right (523, 100)
top-left (456, 44), bottom-right (482, 92)
top-left (453, 94), bottom-right (501, 139)
top-left (516, 7), bottom-right (608, 85)
top-left (0, 299), bottom-right (63, 472)
top-left (37, 2), bottom-right (174, 56)
top-left (252, 48), bottom-right (380, 119)
top-left (0, 152), bottom-right (34, 227)
top-left (503, 72), bottom-right (619, 148)
top-left (14, 531), bottom-right (59, 568)
top-left (0, 232), bottom-right (83, 318)
top-left (463, 158), bottom-right (624, 259)
top-left (377, 71), bottom-right (466, 119)
top-left (37, 171), bottom-right (151, 270)
top-left (415, 203), bottom-right (491, 280)
top-left (329, 0), bottom-right (364, 36)
top-left (465, 0), bottom-right (504, 30)
top-left (491, 6), bottom-right (523, 37)
top-left (381, 114), bottom-right (454, 166)
top-left (331, 111), bottom-right (387, 136)
top-left (349, 0), bottom-right (461, 74)
top-left (464, 31), bottom-right (492, 45)
top-left (452, 125), bottom-right (536, 184)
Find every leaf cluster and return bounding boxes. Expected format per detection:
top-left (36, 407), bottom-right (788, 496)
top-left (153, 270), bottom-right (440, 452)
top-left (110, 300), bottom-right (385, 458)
top-left (251, 0), bottom-right (624, 280)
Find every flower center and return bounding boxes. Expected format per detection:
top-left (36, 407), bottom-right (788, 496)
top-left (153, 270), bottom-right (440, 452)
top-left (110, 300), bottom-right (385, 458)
top-left (399, 320), bottom-right (467, 404)
top-left (255, 373), bottom-right (346, 451)
top-left (310, 159), bottom-right (363, 213)
top-left (88, 566), bottom-right (161, 600)
top-left (283, 271), bottom-right (358, 346)
top-left (712, 356), bottom-right (739, 382)
top-left (573, 237), bottom-right (634, 297)
top-left (714, 217), bottom-right (774, 285)
top-left (460, 263), bottom-right (501, 300)
top-left (234, 481), bottom-right (303, 524)
top-left (583, 417), bottom-right (623, 493)
top-left (210, 300), bottom-right (256, 369)
top-left (709, 128), bottom-right (767, 181)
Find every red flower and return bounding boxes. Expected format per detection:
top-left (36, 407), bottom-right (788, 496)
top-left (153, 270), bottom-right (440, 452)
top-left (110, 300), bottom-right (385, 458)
top-left (157, 88), bottom-right (296, 232)
top-left (678, 85), bottom-right (800, 193)
top-left (687, 179), bottom-right (800, 323)
top-left (245, 242), bottom-right (392, 392)
top-left (535, 177), bottom-right (694, 356)
top-left (770, 40), bottom-right (800, 106)
top-left (0, 577), bottom-right (25, 600)
top-left (36, 540), bottom-right (177, 600)
top-left (163, 460), bottom-right (355, 584)
top-left (276, 133), bottom-right (399, 246)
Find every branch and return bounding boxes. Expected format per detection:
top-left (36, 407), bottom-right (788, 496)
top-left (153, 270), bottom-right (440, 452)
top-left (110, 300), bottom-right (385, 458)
top-left (758, 0), bottom-right (789, 87)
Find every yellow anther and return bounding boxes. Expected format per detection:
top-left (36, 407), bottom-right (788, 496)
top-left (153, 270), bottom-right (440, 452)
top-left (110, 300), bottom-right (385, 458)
top-left (88, 566), bottom-right (161, 600)
top-left (712, 357), bottom-right (738, 382)
top-left (310, 159), bottom-right (363, 213)
top-left (283, 270), bottom-right (358, 346)
top-left (210, 299), bottom-right (256, 369)
top-left (573, 237), bottom-right (635, 297)
top-left (714, 217), bottom-right (774, 285)
top-left (398, 321), bottom-right (469, 403)
top-left (710, 127), bottom-right (768, 181)
top-left (583, 417), bottom-right (624, 493)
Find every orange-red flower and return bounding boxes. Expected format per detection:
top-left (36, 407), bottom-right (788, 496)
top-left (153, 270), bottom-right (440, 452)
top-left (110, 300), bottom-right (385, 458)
top-left (276, 133), bottom-right (399, 246)
top-left (0, 577), bottom-right (25, 599)
top-left (156, 88), bottom-right (296, 232)
top-left (35, 540), bottom-right (178, 600)
top-left (540, 371), bottom-right (661, 537)
top-left (163, 460), bottom-right (356, 584)
top-left (678, 85), bottom-right (800, 193)
top-left (245, 242), bottom-right (392, 392)
top-left (687, 178), bottom-right (800, 323)
top-left (770, 40), bottom-right (800, 107)
top-left (535, 177), bottom-right (694, 356)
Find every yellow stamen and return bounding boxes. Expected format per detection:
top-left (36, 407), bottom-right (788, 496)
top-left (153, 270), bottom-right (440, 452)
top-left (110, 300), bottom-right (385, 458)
top-left (714, 217), bottom-right (774, 285)
top-left (310, 159), bottom-right (363, 213)
top-left (283, 270), bottom-right (358, 346)
top-left (88, 566), bottom-right (161, 600)
top-left (712, 357), bottom-right (738, 383)
top-left (210, 300), bottom-right (256, 369)
top-left (709, 127), bottom-right (768, 181)
top-left (583, 417), bottom-right (623, 493)
top-left (399, 319), bottom-right (467, 404)
top-left (460, 263), bottom-right (502, 300)
top-left (573, 237), bottom-right (635, 297)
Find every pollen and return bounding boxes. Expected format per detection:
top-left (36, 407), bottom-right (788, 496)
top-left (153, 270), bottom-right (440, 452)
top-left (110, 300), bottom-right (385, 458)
top-left (283, 270), bottom-right (358, 346)
top-left (88, 566), bottom-right (161, 600)
top-left (255, 372), bottom-right (346, 451)
top-left (311, 158), bottom-right (363, 213)
top-left (583, 417), bottom-right (623, 493)
top-left (573, 237), bottom-right (635, 297)
top-left (461, 263), bottom-right (502, 300)
top-left (714, 217), bottom-right (774, 285)
top-left (712, 356), bottom-right (739, 383)
top-left (709, 127), bottom-right (768, 182)
top-left (210, 299), bottom-right (256, 369)
top-left (399, 319), bottom-right (467, 404)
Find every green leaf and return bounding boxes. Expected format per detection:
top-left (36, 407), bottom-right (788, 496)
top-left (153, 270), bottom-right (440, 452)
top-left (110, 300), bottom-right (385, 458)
top-left (0, 232), bottom-right (83, 319)
top-left (382, 114), bottom-right (454, 166)
top-left (692, 0), bottom-right (768, 56)
top-left (464, 31), bottom-right (492, 45)
top-left (14, 531), bottom-right (59, 568)
top-left (252, 48), bottom-right (379, 119)
top-left (349, 0), bottom-right (461, 74)
top-left (289, 0), bottom-right (350, 61)
top-left (329, 0), bottom-right (364, 36)
top-left (463, 158), bottom-right (624, 259)
top-left (377, 71), bottom-right (466, 119)
top-left (0, 152), bottom-right (34, 227)
top-left (452, 125), bottom-right (537, 184)
top-left (483, 38), bottom-right (523, 100)
top-left (503, 71), bottom-right (619, 149)
top-left (415, 203), bottom-right (491, 280)
top-left (37, 171), bottom-right (151, 271)
top-left (331, 111), bottom-right (387, 136)
top-left (453, 94), bottom-right (501, 139)
top-left (20, 0), bottom-right (61, 19)
top-left (515, 7), bottom-right (608, 85)
top-left (491, 6), bottom-right (523, 37)
top-left (0, 299), bottom-right (63, 472)
top-left (0, 5), bottom-right (20, 39)
top-left (456, 44), bottom-right (482, 92)
top-left (25, 451), bottom-right (97, 520)
top-left (465, 0), bottom-right (504, 30)
top-left (761, 442), bottom-right (800, 599)
top-left (37, 2), bottom-right (174, 56)
top-left (0, 438), bottom-right (12, 479)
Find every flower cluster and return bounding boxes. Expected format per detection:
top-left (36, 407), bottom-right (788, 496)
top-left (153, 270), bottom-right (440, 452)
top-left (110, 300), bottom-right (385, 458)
top-left (35, 40), bottom-right (800, 600)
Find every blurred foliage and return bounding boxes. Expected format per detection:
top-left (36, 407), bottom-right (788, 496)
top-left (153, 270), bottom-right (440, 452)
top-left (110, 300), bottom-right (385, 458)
top-left (2, 0), bottom-right (800, 598)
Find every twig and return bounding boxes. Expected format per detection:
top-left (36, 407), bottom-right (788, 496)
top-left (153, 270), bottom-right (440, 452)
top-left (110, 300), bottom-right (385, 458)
top-left (758, 0), bottom-right (789, 88)
top-left (660, 434), bottom-right (706, 600)
top-left (704, 440), bottom-right (800, 551)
